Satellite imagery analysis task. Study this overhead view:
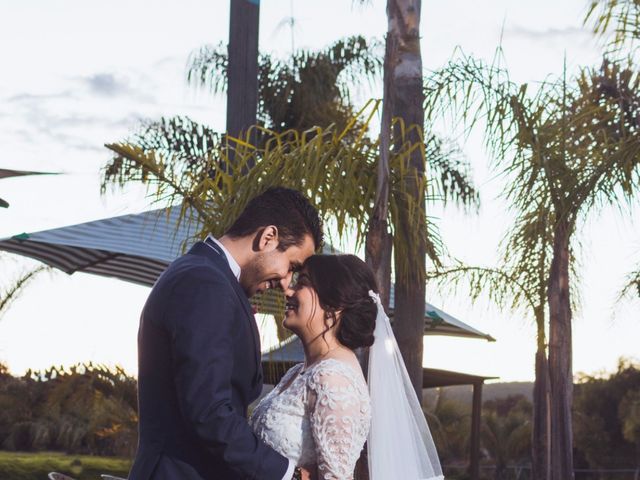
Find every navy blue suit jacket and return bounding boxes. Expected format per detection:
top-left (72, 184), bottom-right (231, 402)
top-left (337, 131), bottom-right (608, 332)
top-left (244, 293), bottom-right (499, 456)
top-left (129, 241), bottom-right (289, 480)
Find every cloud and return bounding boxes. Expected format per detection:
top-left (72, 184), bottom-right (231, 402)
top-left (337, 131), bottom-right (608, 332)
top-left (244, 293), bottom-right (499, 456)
top-left (6, 91), bottom-right (75, 103)
top-left (75, 71), bottom-right (156, 103)
top-left (507, 26), bottom-right (590, 40)
top-left (84, 73), bottom-right (130, 97)
top-left (0, 87), bottom-right (146, 157)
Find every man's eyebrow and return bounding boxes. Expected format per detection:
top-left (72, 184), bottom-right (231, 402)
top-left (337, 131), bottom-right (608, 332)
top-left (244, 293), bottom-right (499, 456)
top-left (290, 261), bottom-right (303, 271)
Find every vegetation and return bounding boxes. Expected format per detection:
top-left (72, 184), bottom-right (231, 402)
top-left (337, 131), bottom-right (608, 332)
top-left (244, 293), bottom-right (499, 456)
top-left (1, 359), bottom-right (638, 478)
top-left (427, 360), bottom-right (640, 479)
top-left (573, 358), bottom-right (640, 471)
top-left (0, 451), bottom-right (131, 480)
top-left (0, 362), bottom-right (137, 458)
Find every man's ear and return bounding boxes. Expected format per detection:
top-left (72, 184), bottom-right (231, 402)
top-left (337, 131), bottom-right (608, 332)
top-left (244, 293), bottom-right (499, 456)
top-left (253, 226), bottom-right (279, 252)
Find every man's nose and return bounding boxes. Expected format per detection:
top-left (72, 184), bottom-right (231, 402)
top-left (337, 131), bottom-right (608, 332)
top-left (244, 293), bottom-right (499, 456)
top-left (279, 272), bottom-right (295, 295)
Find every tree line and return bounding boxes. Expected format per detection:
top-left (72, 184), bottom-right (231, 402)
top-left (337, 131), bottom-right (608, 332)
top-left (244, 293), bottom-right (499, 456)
top-left (2, 358), bottom-right (638, 479)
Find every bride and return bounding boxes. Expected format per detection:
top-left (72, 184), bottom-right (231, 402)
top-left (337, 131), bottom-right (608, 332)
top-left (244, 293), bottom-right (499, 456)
top-left (250, 254), bottom-right (444, 480)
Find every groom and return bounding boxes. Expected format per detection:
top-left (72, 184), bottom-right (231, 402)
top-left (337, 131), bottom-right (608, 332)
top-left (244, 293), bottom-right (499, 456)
top-left (129, 187), bottom-right (322, 480)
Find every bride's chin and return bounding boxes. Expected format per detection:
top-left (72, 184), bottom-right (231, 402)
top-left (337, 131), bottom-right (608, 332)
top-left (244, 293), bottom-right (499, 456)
top-left (282, 314), bottom-right (297, 332)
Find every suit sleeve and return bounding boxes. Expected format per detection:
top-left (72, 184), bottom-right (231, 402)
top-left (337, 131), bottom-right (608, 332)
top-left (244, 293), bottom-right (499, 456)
top-left (165, 271), bottom-right (290, 480)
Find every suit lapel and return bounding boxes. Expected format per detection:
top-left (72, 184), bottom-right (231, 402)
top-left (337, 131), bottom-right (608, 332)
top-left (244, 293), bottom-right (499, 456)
top-left (188, 242), bottom-right (263, 384)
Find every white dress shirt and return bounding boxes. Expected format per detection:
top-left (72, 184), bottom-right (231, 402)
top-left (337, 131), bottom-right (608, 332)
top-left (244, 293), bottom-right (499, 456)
top-left (206, 235), bottom-right (241, 280)
top-left (206, 235), bottom-right (296, 480)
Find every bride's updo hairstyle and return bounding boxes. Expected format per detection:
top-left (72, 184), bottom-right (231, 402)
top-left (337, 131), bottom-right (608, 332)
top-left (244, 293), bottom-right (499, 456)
top-left (303, 254), bottom-right (378, 349)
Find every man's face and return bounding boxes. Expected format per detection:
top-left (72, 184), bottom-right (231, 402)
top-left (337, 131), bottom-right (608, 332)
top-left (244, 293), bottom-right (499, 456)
top-left (240, 230), bottom-right (316, 297)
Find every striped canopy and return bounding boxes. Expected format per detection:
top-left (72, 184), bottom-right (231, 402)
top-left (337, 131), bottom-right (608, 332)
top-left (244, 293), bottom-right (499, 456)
top-left (0, 206), bottom-right (494, 341)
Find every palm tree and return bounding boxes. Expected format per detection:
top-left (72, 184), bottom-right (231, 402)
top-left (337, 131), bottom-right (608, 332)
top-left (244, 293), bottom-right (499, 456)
top-left (587, 1), bottom-right (640, 304)
top-left (102, 105), bottom-right (476, 266)
top-left (186, 35), bottom-right (382, 135)
top-left (428, 258), bottom-right (552, 479)
top-left (424, 53), bottom-right (640, 479)
top-left (104, 11), bottom-right (479, 478)
top-left (349, 0), bottom-right (434, 401)
top-left (103, 27), bottom-right (479, 317)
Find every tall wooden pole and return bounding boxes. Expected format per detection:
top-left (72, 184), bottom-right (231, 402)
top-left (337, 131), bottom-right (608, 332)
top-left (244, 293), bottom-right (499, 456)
top-left (226, 0), bottom-right (260, 165)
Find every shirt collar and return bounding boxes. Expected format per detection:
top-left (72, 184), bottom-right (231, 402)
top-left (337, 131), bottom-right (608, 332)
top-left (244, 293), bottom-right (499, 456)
top-left (207, 234), bottom-right (241, 281)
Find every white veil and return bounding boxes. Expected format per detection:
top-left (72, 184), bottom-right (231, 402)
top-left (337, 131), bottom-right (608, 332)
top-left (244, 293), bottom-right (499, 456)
top-left (367, 291), bottom-right (444, 480)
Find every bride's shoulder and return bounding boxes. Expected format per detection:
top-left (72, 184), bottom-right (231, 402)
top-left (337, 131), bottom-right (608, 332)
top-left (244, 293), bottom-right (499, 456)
top-left (305, 358), bottom-right (367, 392)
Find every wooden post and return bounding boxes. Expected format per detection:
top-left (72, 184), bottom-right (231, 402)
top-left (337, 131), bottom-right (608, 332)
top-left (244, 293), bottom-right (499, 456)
top-left (469, 381), bottom-right (483, 480)
top-left (226, 0), bottom-right (260, 167)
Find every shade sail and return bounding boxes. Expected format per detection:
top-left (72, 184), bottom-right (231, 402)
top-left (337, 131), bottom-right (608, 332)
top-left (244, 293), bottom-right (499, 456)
top-left (0, 206), bottom-right (494, 341)
top-left (0, 168), bottom-right (56, 179)
top-left (0, 168), bottom-right (58, 208)
top-left (0, 207), bottom-right (201, 286)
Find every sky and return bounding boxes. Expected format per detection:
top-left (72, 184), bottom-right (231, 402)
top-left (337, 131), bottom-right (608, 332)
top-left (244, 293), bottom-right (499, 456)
top-left (0, 0), bottom-right (638, 382)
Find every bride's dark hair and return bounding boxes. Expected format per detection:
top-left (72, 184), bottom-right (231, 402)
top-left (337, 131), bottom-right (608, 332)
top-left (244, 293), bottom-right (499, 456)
top-left (303, 254), bottom-right (378, 349)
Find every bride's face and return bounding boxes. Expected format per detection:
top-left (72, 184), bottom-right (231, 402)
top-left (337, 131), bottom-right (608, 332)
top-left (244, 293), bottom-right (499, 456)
top-left (283, 272), bottom-right (330, 336)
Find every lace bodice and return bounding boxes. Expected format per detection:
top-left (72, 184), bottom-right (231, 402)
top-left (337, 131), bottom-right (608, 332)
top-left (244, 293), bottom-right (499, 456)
top-left (250, 358), bottom-right (371, 480)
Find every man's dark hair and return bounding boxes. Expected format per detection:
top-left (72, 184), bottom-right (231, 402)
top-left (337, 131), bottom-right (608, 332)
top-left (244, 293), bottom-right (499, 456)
top-left (226, 187), bottom-right (323, 251)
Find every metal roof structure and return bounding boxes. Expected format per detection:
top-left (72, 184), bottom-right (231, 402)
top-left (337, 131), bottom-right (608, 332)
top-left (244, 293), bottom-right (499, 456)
top-left (260, 335), bottom-right (497, 386)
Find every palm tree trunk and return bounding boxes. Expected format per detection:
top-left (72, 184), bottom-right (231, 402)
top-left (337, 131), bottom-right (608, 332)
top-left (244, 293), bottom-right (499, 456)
top-left (364, 0), bottom-right (395, 309)
top-left (226, 0), bottom-right (260, 168)
top-left (387, 0), bottom-right (426, 400)
top-left (532, 308), bottom-right (551, 480)
top-left (548, 220), bottom-right (574, 480)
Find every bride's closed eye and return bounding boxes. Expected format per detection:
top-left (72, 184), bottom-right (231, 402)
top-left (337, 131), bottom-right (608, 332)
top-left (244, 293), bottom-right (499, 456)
top-left (291, 272), bottom-right (310, 290)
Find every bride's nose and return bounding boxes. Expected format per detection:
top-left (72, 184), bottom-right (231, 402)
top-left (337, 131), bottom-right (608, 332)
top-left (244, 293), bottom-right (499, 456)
top-left (283, 283), bottom-right (295, 297)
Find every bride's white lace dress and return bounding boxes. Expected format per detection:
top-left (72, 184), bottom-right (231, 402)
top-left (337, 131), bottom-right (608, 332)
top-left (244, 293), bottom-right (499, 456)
top-left (250, 358), bottom-right (371, 480)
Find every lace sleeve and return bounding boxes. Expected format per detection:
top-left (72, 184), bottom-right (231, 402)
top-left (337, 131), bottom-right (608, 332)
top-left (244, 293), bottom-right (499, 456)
top-left (307, 362), bottom-right (370, 480)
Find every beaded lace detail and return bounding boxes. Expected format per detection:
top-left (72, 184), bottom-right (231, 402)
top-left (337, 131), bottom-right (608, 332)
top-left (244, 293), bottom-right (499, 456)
top-left (250, 358), bottom-right (371, 479)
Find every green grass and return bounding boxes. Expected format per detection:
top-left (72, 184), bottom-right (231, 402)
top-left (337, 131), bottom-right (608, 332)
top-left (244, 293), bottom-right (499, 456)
top-left (0, 451), bottom-right (131, 480)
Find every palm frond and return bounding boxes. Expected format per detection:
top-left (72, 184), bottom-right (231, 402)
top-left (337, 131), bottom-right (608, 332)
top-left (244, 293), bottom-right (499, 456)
top-left (0, 265), bottom-right (49, 320)
top-left (185, 36), bottom-right (382, 134)
top-left (103, 103), bottom-right (445, 272)
top-left (423, 49), bottom-right (540, 163)
top-left (585, 0), bottom-right (640, 56)
top-left (427, 264), bottom-right (538, 318)
top-left (425, 134), bottom-right (480, 212)
top-left (619, 265), bottom-right (640, 300)
top-left (186, 43), bottom-right (228, 94)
